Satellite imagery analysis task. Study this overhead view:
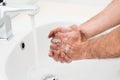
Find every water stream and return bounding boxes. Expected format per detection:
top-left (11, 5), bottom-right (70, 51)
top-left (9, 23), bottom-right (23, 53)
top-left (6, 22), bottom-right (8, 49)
top-left (30, 15), bottom-right (39, 67)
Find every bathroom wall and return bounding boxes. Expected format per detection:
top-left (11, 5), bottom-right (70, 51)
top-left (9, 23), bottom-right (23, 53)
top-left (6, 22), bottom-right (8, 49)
top-left (6, 0), bottom-right (112, 6)
top-left (38, 0), bottom-right (112, 6)
top-left (6, 0), bottom-right (38, 4)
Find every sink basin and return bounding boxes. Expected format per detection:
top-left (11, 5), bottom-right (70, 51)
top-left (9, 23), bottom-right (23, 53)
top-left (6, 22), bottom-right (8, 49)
top-left (5, 21), bottom-right (120, 80)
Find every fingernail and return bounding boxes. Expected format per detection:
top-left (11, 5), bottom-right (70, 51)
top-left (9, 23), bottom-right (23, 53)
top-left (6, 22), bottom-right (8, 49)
top-left (48, 52), bottom-right (53, 57)
top-left (60, 61), bottom-right (64, 63)
top-left (49, 54), bottom-right (52, 57)
top-left (61, 53), bottom-right (65, 58)
top-left (67, 60), bottom-right (72, 63)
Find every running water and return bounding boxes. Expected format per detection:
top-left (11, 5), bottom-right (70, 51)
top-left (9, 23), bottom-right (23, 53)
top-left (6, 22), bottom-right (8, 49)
top-left (30, 15), bottom-right (39, 67)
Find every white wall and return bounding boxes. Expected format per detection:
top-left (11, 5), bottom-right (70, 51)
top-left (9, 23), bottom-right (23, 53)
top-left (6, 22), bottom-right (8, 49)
top-left (38, 0), bottom-right (112, 6)
top-left (6, 0), bottom-right (38, 4)
top-left (6, 0), bottom-right (112, 6)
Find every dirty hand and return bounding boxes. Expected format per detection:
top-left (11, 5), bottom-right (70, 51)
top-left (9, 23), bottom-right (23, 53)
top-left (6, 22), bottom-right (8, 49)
top-left (48, 25), bottom-right (87, 63)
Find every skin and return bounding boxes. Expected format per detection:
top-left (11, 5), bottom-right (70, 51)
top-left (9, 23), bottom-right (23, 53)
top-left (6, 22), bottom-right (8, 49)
top-left (50, 26), bottom-right (120, 60)
top-left (49, 25), bottom-right (83, 63)
top-left (48, 0), bottom-right (120, 63)
top-left (83, 26), bottom-right (120, 59)
top-left (79, 0), bottom-right (120, 39)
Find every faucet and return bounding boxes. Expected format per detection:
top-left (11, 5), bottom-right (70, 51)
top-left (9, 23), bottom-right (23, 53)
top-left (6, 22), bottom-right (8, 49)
top-left (0, 1), bottom-right (39, 40)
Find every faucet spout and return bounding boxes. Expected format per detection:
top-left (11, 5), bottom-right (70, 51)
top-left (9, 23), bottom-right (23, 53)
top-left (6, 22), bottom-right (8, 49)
top-left (0, 4), bottom-right (39, 40)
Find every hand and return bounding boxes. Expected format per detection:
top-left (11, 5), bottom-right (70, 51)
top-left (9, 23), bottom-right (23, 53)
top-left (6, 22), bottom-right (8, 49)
top-left (48, 25), bottom-right (87, 63)
top-left (48, 25), bottom-right (72, 38)
top-left (48, 24), bottom-right (87, 41)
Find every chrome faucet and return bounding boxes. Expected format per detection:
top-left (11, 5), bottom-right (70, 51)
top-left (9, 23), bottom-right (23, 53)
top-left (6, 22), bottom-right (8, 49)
top-left (0, 1), bottom-right (39, 40)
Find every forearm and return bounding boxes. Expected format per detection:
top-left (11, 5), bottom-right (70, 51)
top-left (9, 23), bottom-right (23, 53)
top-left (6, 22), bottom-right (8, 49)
top-left (83, 26), bottom-right (120, 59)
top-left (79, 0), bottom-right (120, 39)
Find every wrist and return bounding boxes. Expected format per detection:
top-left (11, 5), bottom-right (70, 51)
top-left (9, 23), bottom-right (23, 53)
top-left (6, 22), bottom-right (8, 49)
top-left (78, 24), bottom-right (89, 41)
top-left (79, 41), bottom-right (94, 59)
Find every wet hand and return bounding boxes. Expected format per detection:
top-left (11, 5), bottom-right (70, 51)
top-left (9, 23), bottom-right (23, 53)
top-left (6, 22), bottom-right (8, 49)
top-left (48, 25), bottom-right (86, 63)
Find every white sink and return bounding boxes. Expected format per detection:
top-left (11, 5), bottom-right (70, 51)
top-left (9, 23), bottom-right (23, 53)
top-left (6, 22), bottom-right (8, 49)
top-left (5, 21), bottom-right (120, 80)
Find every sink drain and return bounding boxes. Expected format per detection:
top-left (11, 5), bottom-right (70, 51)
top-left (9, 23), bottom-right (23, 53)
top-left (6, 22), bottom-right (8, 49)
top-left (27, 66), bottom-right (59, 80)
top-left (20, 42), bottom-right (25, 50)
top-left (42, 74), bottom-right (58, 80)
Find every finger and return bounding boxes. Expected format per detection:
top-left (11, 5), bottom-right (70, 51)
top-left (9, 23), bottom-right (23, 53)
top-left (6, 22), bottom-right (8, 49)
top-left (51, 38), bottom-right (62, 44)
top-left (48, 27), bottom-right (62, 38)
top-left (51, 33), bottom-right (71, 47)
top-left (50, 43), bottom-right (60, 50)
top-left (55, 31), bottom-right (78, 45)
top-left (53, 50), bottom-right (60, 61)
top-left (60, 49), bottom-right (72, 63)
top-left (55, 33), bottom-right (68, 40)
top-left (59, 56), bottom-right (65, 63)
top-left (55, 33), bottom-right (71, 45)
top-left (69, 25), bottom-right (82, 42)
top-left (64, 55), bottom-right (72, 63)
top-left (49, 50), bottom-right (54, 57)
top-left (58, 50), bottom-right (66, 63)
top-left (62, 44), bottom-right (71, 55)
top-left (70, 24), bottom-right (78, 31)
top-left (65, 31), bottom-right (81, 44)
top-left (60, 51), bottom-right (66, 58)
top-left (48, 27), bottom-right (71, 38)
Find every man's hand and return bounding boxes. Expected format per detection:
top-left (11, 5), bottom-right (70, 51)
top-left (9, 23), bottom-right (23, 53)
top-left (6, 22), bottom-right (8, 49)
top-left (49, 25), bottom-right (120, 63)
top-left (83, 26), bottom-right (120, 59)
top-left (48, 25), bottom-right (86, 63)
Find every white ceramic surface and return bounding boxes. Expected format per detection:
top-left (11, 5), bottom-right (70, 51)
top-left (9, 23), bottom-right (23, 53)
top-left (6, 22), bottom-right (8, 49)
top-left (5, 21), bottom-right (120, 80)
